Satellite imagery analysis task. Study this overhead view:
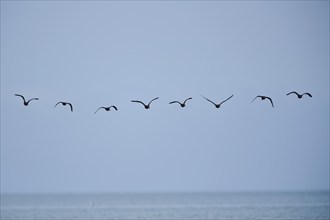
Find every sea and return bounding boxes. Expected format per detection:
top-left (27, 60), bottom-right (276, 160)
top-left (1, 191), bottom-right (329, 220)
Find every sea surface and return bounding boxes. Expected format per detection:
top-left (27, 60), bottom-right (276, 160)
top-left (1, 191), bottom-right (329, 220)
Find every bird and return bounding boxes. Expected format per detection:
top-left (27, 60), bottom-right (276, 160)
top-left (202, 94), bottom-right (234, 108)
top-left (15, 94), bottom-right (39, 106)
top-left (131, 97), bottom-right (159, 109)
top-left (54, 101), bottom-right (73, 112)
top-left (95, 106), bottom-right (118, 114)
top-left (251, 95), bottom-right (274, 108)
top-left (169, 97), bottom-right (192, 108)
top-left (286, 91), bottom-right (312, 99)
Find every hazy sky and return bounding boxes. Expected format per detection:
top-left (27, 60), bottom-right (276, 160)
top-left (1, 1), bottom-right (329, 193)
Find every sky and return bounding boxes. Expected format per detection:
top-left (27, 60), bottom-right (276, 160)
top-left (1, 1), bottom-right (329, 193)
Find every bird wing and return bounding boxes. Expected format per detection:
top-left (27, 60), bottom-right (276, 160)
top-left (303, 92), bottom-right (312, 97)
top-left (15, 94), bottom-right (26, 103)
top-left (169, 101), bottom-right (181, 105)
top-left (110, 106), bottom-right (118, 111)
top-left (131, 100), bottom-right (147, 107)
top-left (266, 97), bottom-right (274, 108)
top-left (251, 96), bottom-right (261, 103)
top-left (54, 102), bottom-right (62, 108)
top-left (220, 94), bottom-right (234, 105)
top-left (94, 107), bottom-right (103, 114)
top-left (286, 91), bottom-right (299, 96)
top-left (67, 103), bottom-right (73, 112)
top-left (26, 98), bottom-right (39, 104)
top-left (183, 97), bottom-right (192, 104)
top-left (148, 97), bottom-right (159, 105)
top-left (201, 95), bottom-right (217, 106)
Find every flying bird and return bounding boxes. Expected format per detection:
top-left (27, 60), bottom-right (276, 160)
top-left (202, 95), bottom-right (234, 108)
top-left (286, 91), bottom-right (312, 99)
top-left (15, 94), bottom-right (39, 106)
top-left (95, 106), bottom-right (118, 114)
top-left (131, 97), bottom-right (159, 109)
top-left (54, 101), bottom-right (73, 112)
top-left (251, 95), bottom-right (274, 108)
top-left (169, 97), bottom-right (192, 108)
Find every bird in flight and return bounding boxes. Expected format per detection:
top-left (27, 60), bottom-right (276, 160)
top-left (202, 94), bottom-right (234, 108)
top-left (54, 101), bottom-right (73, 112)
top-left (15, 94), bottom-right (39, 106)
top-left (131, 97), bottom-right (159, 109)
top-left (286, 91), bottom-right (312, 99)
top-left (95, 106), bottom-right (118, 114)
top-left (251, 95), bottom-right (274, 108)
top-left (169, 97), bottom-right (192, 108)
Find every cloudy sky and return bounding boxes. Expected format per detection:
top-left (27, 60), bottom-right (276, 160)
top-left (1, 1), bottom-right (329, 193)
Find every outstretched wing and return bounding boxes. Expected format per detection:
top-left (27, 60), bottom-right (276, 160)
top-left (266, 97), bottom-right (274, 108)
top-left (251, 96), bottom-right (261, 103)
top-left (286, 91), bottom-right (299, 96)
top-left (302, 92), bottom-right (312, 98)
top-left (110, 106), bottom-right (118, 111)
top-left (15, 94), bottom-right (26, 103)
top-left (201, 95), bottom-right (217, 106)
top-left (131, 100), bottom-right (147, 107)
top-left (54, 102), bottom-right (62, 108)
top-left (220, 95), bottom-right (234, 105)
top-left (94, 107), bottom-right (104, 114)
top-left (169, 101), bottom-right (181, 105)
top-left (183, 97), bottom-right (192, 105)
top-left (26, 98), bottom-right (39, 104)
top-left (148, 97), bottom-right (159, 106)
top-left (67, 103), bottom-right (73, 112)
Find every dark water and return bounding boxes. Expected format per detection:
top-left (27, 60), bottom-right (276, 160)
top-left (1, 191), bottom-right (329, 219)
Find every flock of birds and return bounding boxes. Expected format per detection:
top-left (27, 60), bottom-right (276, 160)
top-left (14, 91), bottom-right (312, 113)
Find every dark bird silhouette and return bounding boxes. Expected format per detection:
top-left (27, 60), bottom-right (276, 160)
top-left (169, 97), bottom-right (192, 107)
top-left (202, 95), bottom-right (234, 108)
top-left (286, 91), bottom-right (312, 99)
top-left (95, 106), bottom-right (118, 114)
top-left (54, 101), bottom-right (73, 112)
top-left (15, 94), bottom-right (39, 106)
top-left (251, 95), bottom-right (274, 108)
top-left (131, 97), bottom-right (159, 109)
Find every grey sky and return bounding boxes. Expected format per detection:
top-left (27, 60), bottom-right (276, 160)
top-left (1, 1), bottom-right (329, 193)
